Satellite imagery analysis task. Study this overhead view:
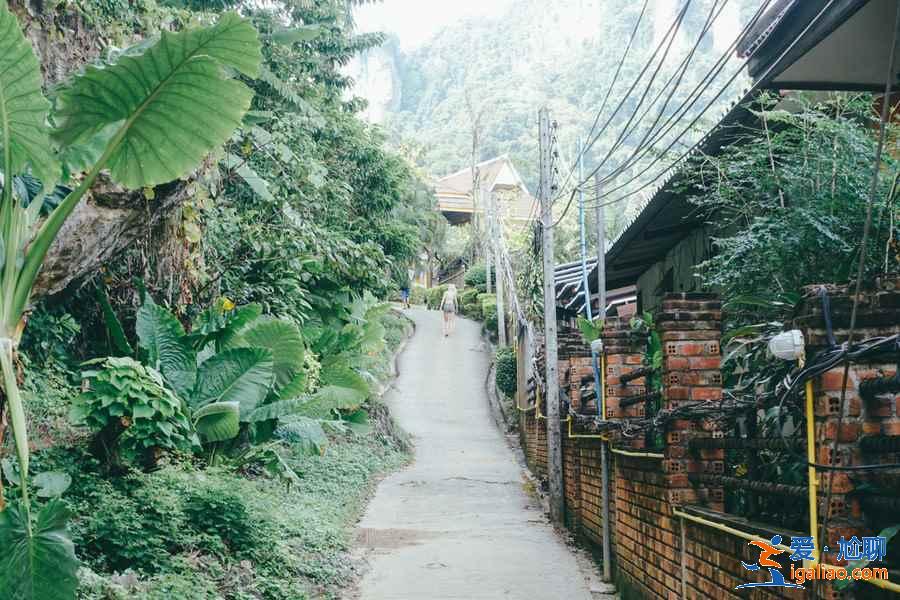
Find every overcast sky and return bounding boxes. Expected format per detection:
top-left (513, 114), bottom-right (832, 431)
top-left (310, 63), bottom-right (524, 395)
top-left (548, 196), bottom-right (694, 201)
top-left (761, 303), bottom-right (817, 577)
top-left (353, 0), bottom-right (517, 50)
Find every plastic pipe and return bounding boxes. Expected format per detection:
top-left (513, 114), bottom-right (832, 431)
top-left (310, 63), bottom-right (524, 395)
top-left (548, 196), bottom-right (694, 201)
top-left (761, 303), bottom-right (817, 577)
top-left (804, 378), bottom-right (819, 567)
top-left (609, 447), bottom-right (664, 459)
top-left (673, 508), bottom-right (900, 593)
top-left (672, 507), bottom-right (792, 553)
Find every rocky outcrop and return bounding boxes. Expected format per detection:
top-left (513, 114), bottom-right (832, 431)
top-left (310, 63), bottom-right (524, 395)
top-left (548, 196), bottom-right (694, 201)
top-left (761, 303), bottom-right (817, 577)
top-left (32, 178), bottom-right (192, 298)
top-left (10, 1), bottom-right (198, 299)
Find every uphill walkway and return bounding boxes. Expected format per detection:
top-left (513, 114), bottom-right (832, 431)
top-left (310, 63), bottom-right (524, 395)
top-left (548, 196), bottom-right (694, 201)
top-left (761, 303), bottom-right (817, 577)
top-left (351, 308), bottom-right (597, 600)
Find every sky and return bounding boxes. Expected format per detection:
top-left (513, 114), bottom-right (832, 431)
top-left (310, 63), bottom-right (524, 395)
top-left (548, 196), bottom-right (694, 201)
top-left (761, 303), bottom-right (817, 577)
top-left (353, 0), bottom-right (517, 50)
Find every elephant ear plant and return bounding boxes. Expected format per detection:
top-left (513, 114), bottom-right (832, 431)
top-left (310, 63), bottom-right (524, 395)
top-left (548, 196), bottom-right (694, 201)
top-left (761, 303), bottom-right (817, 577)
top-left (0, 2), bottom-right (261, 597)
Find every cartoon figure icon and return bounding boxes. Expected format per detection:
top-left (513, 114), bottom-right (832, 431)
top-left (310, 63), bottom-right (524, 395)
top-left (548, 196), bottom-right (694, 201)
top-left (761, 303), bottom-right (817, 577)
top-left (735, 535), bottom-right (805, 589)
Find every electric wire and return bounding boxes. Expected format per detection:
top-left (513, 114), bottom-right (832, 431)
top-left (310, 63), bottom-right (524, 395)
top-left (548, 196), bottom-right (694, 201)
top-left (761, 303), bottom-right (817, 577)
top-left (557, 0), bottom-right (697, 203)
top-left (579, 0), bottom-right (773, 195)
top-left (586, 0), bottom-right (728, 190)
top-left (552, 0), bottom-right (735, 228)
top-left (582, 0), bottom-right (839, 210)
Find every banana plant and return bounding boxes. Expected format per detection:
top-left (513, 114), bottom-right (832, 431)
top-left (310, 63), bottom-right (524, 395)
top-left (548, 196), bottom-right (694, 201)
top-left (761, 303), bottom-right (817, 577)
top-left (0, 3), bottom-right (261, 596)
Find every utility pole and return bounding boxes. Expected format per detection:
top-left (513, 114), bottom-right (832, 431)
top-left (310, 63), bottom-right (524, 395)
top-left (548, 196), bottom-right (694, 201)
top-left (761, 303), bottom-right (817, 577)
top-left (595, 172), bottom-right (607, 316)
top-left (490, 187), bottom-right (507, 346)
top-left (539, 107), bottom-right (563, 525)
top-left (595, 170), bottom-right (612, 583)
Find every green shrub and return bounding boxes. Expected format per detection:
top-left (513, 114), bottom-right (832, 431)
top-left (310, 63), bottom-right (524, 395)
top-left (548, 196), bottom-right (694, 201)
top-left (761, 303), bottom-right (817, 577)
top-left (464, 263), bottom-right (486, 288)
top-left (70, 357), bottom-right (197, 466)
top-left (426, 284), bottom-right (448, 310)
top-left (480, 298), bottom-right (496, 330)
top-left (495, 347), bottom-right (517, 397)
top-left (459, 288), bottom-right (479, 307)
top-left (184, 484), bottom-right (259, 554)
top-left (459, 289), bottom-right (481, 318)
top-left (409, 285), bottom-right (427, 305)
top-left (69, 470), bottom-right (188, 574)
top-left (19, 305), bottom-right (81, 365)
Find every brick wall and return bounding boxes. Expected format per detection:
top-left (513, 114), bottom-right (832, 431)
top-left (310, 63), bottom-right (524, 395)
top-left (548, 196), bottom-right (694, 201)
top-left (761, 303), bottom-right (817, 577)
top-left (793, 282), bottom-right (900, 599)
top-left (518, 290), bottom-right (899, 599)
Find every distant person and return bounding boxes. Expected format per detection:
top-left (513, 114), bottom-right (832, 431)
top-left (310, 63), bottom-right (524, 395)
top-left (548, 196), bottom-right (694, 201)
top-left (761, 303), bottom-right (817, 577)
top-left (439, 284), bottom-right (458, 337)
top-left (400, 285), bottom-right (411, 309)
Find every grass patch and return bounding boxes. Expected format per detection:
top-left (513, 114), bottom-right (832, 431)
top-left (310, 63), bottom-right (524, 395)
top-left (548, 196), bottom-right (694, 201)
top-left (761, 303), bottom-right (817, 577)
top-left (28, 410), bottom-right (408, 600)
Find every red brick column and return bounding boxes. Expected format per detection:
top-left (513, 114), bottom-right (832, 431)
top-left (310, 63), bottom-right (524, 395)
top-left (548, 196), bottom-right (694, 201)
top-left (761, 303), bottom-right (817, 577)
top-left (600, 317), bottom-right (648, 447)
top-left (793, 281), bottom-right (900, 595)
top-left (658, 293), bottom-right (724, 511)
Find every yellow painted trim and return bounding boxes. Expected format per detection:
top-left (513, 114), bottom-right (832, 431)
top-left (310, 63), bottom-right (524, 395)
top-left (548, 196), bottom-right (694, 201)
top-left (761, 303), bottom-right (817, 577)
top-left (674, 508), bottom-right (900, 593)
top-left (609, 447), bottom-right (664, 459)
top-left (566, 415), bottom-right (610, 440)
top-left (673, 507), bottom-right (793, 553)
top-left (805, 378), bottom-right (819, 567)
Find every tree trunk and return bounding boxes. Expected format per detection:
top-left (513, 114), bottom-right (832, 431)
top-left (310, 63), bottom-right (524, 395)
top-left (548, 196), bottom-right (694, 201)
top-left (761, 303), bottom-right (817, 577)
top-left (32, 177), bottom-right (193, 300)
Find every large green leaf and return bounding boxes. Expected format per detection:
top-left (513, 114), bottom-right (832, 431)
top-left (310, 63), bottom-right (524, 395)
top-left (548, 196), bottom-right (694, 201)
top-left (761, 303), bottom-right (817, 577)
top-left (33, 471), bottom-right (72, 498)
top-left (277, 417), bottom-right (328, 456)
top-left (275, 371), bottom-right (308, 401)
top-left (0, 0), bottom-right (59, 190)
top-left (53, 12), bottom-right (262, 188)
top-left (223, 152), bottom-right (274, 201)
top-left (246, 396), bottom-right (310, 423)
top-left (229, 318), bottom-right (304, 388)
top-left (320, 363), bottom-right (369, 396)
top-left (0, 500), bottom-right (78, 600)
top-left (189, 302), bottom-right (262, 352)
top-left (193, 401), bottom-right (240, 443)
top-left (290, 365), bottom-right (369, 420)
top-left (96, 283), bottom-right (133, 356)
top-left (135, 300), bottom-right (196, 398)
top-left (193, 347), bottom-right (274, 418)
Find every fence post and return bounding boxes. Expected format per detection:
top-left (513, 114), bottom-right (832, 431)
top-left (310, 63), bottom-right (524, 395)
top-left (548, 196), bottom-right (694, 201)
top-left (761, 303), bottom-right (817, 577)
top-left (658, 293), bottom-right (724, 510)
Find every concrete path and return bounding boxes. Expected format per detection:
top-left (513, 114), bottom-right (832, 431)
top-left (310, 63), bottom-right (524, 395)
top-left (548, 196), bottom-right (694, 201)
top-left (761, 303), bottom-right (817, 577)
top-left (351, 308), bottom-right (596, 600)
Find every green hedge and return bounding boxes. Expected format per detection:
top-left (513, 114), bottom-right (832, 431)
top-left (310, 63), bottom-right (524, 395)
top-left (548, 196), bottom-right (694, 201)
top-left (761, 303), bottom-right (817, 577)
top-left (459, 288), bottom-right (480, 318)
top-left (409, 286), bottom-right (427, 305)
top-left (426, 284), bottom-right (448, 310)
top-left (495, 347), bottom-right (517, 397)
top-left (464, 263), bottom-right (486, 288)
top-left (481, 295), bottom-right (497, 333)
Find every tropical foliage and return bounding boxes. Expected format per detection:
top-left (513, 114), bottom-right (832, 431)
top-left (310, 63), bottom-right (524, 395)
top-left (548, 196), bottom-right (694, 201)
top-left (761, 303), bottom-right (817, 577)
top-left (0, 0), bottom-right (433, 596)
top-left (688, 93), bottom-right (898, 303)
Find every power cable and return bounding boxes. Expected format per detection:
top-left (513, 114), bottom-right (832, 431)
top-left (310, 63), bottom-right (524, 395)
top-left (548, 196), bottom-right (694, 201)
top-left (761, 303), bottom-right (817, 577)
top-left (561, 0), bottom-right (697, 195)
top-left (582, 0), bottom-right (839, 210)
top-left (559, 0), bottom-right (651, 190)
top-left (553, 0), bottom-right (739, 228)
top-left (577, 0), bottom-right (776, 198)
top-left (586, 0), bottom-right (727, 190)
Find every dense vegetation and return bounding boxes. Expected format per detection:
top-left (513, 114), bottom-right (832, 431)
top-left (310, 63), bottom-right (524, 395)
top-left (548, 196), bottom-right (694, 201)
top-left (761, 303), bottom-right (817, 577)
top-left (0, 0), bottom-right (434, 597)
top-left (362, 0), bottom-right (761, 260)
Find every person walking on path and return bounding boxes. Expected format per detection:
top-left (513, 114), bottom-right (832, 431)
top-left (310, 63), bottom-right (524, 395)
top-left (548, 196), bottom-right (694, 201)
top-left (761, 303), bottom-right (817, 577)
top-left (399, 285), bottom-right (411, 309)
top-left (439, 284), bottom-right (458, 337)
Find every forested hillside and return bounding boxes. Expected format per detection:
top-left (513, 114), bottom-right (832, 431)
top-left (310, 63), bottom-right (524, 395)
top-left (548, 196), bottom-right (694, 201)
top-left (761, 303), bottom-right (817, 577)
top-left (353, 0), bottom-right (759, 253)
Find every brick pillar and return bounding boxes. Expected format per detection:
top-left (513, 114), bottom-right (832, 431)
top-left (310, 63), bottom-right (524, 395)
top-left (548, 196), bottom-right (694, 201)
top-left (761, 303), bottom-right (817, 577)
top-left (658, 293), bottom-right (724, 511)
top-left (600, 317), bottom-right (648, 448)
top-left (793, 280), bottom-right (900, 588)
